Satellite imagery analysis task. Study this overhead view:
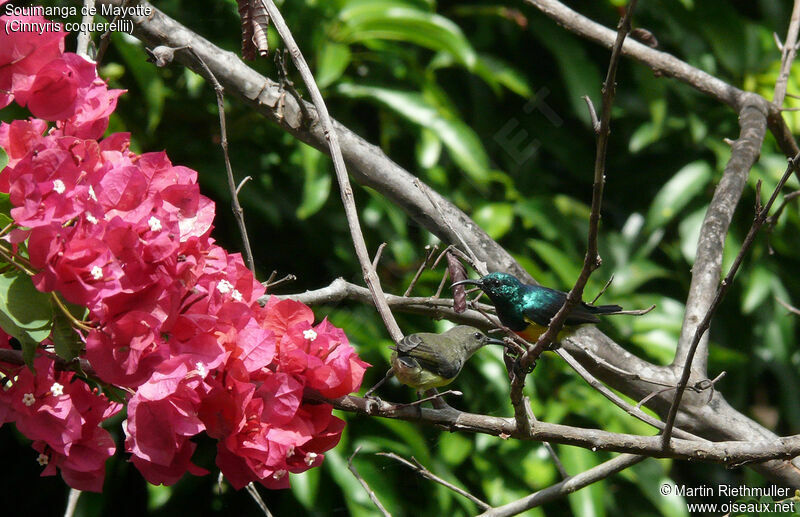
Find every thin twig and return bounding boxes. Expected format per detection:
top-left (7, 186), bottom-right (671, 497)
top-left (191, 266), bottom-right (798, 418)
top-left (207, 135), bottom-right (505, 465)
top-left (236, 176), bottom-right (253, 195)
top-left (415, 179), bottom-right (487, 275)
top-left (95, 0), bottom-right (129, 64)
top-left (661, 155), bottom-right (800, 448)
top-left (478, 454), bottom-right (645, 517)
top-left (556, 348), bottom-right (705, 441)
top-left (264, 273), bottom-right (296, 290)
top-left (377, 452), bottom-right (490, 510)
top-left (525, 0), bottom-right (637, 364)
top-left (525, 398), bottom-right (570, 479)
top-left (76, 0), bottom-right (96, 59)
top-left (776, 297), bottom-right (800, 316)
top-left (765, 190), bottom-right (800, 230)
top-left (261, 0), bottom-right (403, 343)
top-left (245, 482), bottom-right (274, 517)
top-left (348, 447), bottom-right (392, 517)
top-left (183, 46), bottom-right (256, 273)
top-left (433, 268), bottom-right (449, 298)
top-left (774, 0), bottom-right (800, 107)
top-left (396, 390), bottom-right (462, 408)
top-left (404, 245), bottom-right (437, 297)
top-left (508, 0), bottom-right (637, 438)
top-left (590, 274), bottom-right (614, 304)
top-left (582, 95), bottom-right (600, 133)
top-left (372, 242), bottom-right (387, 269)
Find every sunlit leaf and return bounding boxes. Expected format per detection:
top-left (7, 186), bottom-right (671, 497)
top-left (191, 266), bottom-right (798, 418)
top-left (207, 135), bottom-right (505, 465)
top-left (112, 33), bottom-right (166, 132)
top-left (316, 43), bottom-right (351, 88)
top-left (646, 161), bottom-right (712, 232)
top-left (337, 83), bottom-right (490, 182)
top-left (416, 128), bottom-right (442, 169)
top-left (559, 445), bottom-right (606, 517)
top-left (337, 2), bottom-right (477, 68)
top-left (527, 239), bottom-right (580, 288)
top-left (0, 270), bottom-right (53, 366)
top-left (296, 144), bottom-right (332, 219)
top-left (52, 299), bottom-right (86, 362)
top-left (473, 203), bottom-right (514, 240)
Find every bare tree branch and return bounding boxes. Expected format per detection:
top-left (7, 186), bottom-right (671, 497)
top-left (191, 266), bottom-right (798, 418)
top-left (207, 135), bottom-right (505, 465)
top-left (348, 447), bottom-right (392, 517)
top-left (774, 0), bottom-right (800, 107)
top-left (662, 156), bottom-right (800, 447)
top-left (319, 392), bottom-right (800, 464)
top-left (478, 454), bottom-right (645, 517)
top-left (674, 99), bottom-right (767, 372)
top-left (181, 46), bottom-right (256, 273)
top-left (76, 0), bottom-right (95, 58)
top-left (91, 0), bottom-right (800, 485)
top-left (524, 0), bottom-right (800, 165)
top-left (259, 0), bottom-right (403, 343)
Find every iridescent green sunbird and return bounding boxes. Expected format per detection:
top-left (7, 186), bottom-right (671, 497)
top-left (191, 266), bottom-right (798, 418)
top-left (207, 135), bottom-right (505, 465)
top-left (452, 272), bottom-right (622, 343)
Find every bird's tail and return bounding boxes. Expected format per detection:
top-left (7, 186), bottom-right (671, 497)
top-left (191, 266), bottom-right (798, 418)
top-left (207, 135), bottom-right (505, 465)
top-left (592, 303), bottom-right (623, 314)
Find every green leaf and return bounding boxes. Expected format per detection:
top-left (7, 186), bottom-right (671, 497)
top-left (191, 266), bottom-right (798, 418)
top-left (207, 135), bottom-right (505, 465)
top-left (0, 192), bottom-right (12, 229)
top-left (628, 122), bottom-right (661, 153)
top-left (528, 16), bottom-right (602, 124)
top-left (316, 43), bottom-right (351, 89)
top-left (473, 54), bottom-right (532, 97)
top-left (416, 128), bottom-right (442, 169)
top-left (741, 266), bottom-right (774, 314)
top-left (337, 2), bottom-right (477, 69)
top-left (473, 203), bottom-right (514, 240)
top-left (678, 206), bottom-right (707, 264)
top-left (112, 32), bottom-right (166, 132)
top-left (527, 239), bottom-right (580, 289)
top-left (324, 449), bottom-right (384, 517)
top-left (0, 270), bottom-right (53, 365)
top-left (611, 259), bottom-right (670, 295)
top-left (337, 83), bottom-right (490, 182)
top-left (296, 144), bottom-right (332, 219)
top-left (52, 299), bottom-right (86, 361)
top-left (623, 460), bottom-right (689, 517)
top-left (0, 145), bottom-right (8, 170)
top-left (439, 432), bottom-right (473, 466)
top-left (558, 446), bottom-right (606, 517)
top-left (645, 161), bottom-right (712, 232)
top-left (290, 467), bottom-right (320, 510)
top-left (147, 484), bottom-right (173, 511)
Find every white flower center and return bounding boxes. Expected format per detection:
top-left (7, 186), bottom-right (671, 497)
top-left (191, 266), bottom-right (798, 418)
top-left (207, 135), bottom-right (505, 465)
top-left (303, 329), bottom-right (317, 341)
top-left (50, 382), bottom-right (64, 396)
top-left (304, 452), bottom-right (318, 466)
top-left (148, 216), bottom-right (162, 232)
top-left (216, 279), bottom-right (233, 294)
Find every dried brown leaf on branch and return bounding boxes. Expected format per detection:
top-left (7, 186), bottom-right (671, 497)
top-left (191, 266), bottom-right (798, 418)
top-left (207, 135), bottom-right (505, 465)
top-left (447, 252), bottom-right (468, 313)
top-left (238, 0), bottom-right (270, 60)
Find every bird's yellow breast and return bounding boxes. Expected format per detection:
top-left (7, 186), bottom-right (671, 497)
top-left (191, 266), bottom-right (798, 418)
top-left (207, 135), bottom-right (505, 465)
top-left (391, 353), bottom-right (453, 390)
top-left (516, 318), bottom-right (577, 343)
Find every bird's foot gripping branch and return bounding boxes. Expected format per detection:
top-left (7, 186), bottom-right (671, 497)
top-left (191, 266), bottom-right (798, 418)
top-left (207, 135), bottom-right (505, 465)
top-left (0, 9), bottom-right (369, 492)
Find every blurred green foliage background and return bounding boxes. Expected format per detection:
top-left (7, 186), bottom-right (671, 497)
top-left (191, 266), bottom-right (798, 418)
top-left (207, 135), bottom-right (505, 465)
top-left (3, 0), bottom-right (800, 515)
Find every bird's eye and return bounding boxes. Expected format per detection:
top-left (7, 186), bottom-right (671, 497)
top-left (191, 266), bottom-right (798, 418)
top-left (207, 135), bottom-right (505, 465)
top-left (474, 332), bottom-right (482, 339)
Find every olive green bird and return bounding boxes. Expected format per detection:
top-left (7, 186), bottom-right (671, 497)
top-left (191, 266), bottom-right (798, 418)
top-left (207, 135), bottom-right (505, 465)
top-left (366, 325), bottom-right (505, 394)
top-left (452, 272), bottom-right (622, 343)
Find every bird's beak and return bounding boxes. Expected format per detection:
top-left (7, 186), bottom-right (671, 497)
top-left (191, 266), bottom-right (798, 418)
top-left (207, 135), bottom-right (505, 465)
top-left (451, 278), bottom-right (482, 288)
top-left (484, 337), bottom-right (506, 347)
